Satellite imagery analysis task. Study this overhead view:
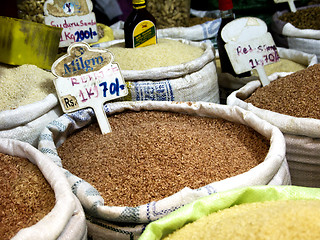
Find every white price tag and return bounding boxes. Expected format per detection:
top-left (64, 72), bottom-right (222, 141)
top-left (222, 17), bottom-right (280, 86)
top-left (52, 42), bottom-right (128, 134)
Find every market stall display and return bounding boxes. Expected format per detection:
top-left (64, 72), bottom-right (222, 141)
top-left (227, 64), bottom-right (320, 187)
top-left (0, 138), bottom-right (87, 240)
top-left (38, 101), bottom-right (289, 239)
top-left (2, 1), bottom-right (320, 239)
top-left (139, 185), bottom-right (320, 240)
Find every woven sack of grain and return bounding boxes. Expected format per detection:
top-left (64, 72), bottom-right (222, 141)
top-left (93, 38), bottom-right (219, 103)
top-left (218, 47), bottom-right (317, 104)
top-left (0, 138), bottom-right (87, 240)
top-left (271, 4), bottom-right (320, 62)
top-left (0, 63), bottom-right (63, 147)
top-left (139, 185), bottom-right (320, 240)
top-left (38, 101), bottom-right (289, 240)
top-left (227, 66), bottom-right (320, 187)
top-left (0, 103), bottom-right (62, 147)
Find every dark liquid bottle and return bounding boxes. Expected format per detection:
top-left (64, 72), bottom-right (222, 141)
top-left (217, 0), bottom-right (250, 77)
top-left (124, 0), bottom-right (157, 48)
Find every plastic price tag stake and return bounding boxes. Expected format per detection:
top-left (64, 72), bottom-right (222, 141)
top-left (51, 42), bottom-right (128, 134)
top-left (222, 17), bottom-right (280, 86)
top-left (274, 0), bottom-right (297, 12)
top-left (44, 0), bottom-right (99, 47)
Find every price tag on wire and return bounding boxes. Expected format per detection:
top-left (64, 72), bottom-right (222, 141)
top-left (51, 42), bottom-right (128, 134)
top-left (222, 17), bottom-right (280, 86)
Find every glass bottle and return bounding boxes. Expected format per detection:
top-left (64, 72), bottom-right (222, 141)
top-left (217, 0), bottom-right (250, 77)
top-left (124, 0), bottom-right (157, 48)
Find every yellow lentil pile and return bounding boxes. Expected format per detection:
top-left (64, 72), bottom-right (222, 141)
top-left (163, 199), bottom-right (320, 240)
top-left (0, 64), bottom-right (56, 111)
top-left (251, 58), bottom-right (306, 76)
top-left (58, 110), bottom-right (269, 207)
top-left (107, 39), bottom-right (204, 70)
top-left (17, 0), bottom-right (45, 23)
top-left (0, 153), bottom-right (56, 240)
top-left (146, 0), bottom-right (191, 28)
top-left (245, 64), bottom-right (320, 119)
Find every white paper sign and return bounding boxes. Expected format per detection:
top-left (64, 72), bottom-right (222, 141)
top-left (52, 42), bottom-right (128, 134)
top-left (45, 13), bottom-right (99, 47)
top-left (222, 17), bottom-right (280, 86)
top-left (44, 0), bottom-right (99, 47)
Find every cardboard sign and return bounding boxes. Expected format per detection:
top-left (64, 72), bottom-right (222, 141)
top-left (44, 0), bottom-right (99, 47)
top-left (52, 42), bottom-right (128, 134)
top-left (222, 17), bottom-right (280, 86)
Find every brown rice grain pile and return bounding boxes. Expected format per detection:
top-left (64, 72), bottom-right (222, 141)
top-left (107, 39), bottom-right (204, 70)
top-left (0, 153), bottom-right (56, 240)
top-left (245, 64), bottom-right (320, 119)
top-left (58, 110), bottom-right (269, 207)
top-left (0, 64), bottom-right (56, 111)
top-left (163, 199), bottom-right (320, 240)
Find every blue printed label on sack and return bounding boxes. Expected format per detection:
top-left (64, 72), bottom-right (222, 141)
top-left (52, 42), bottom-right (128, 134)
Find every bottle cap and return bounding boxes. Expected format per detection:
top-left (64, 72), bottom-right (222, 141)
top-left (219, 0), bottom-right (233, 11)
top-left (133, 0), bottom-right (146, 9)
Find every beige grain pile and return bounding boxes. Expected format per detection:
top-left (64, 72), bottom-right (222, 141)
top-left (107, 39), bottom-right (204, 70)
top-left (251, 58), bottom-right (306, 76)
top-left (0, 152), bottom-right (56, 240)
top-left (0, 64), bottom-right (56, 111)
top-left (163, 199), bottom-right (320, 240)
top-left (58, 110), bottom-right (269, 207)
top-left (245, 64), bottom-right (320, 119)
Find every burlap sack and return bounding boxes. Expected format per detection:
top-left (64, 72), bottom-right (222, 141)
top-left (38, 101), bottom-right (289, 239)
top-left (271, 4), bottom-right (320, 62)
top-left (0, 138), bottom-right (87, 240)
top-left (227, 72), bottom-right (320, 187)
top-left (93, 38), bottom-right (219, 103)
top-left (0, 94), bottom-right (63, 147)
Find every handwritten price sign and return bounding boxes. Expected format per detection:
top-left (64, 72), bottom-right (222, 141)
top-left (52, 42), bottom-right (128, 134)
top-left (222, 17), bottom-right (280, 86)
top-left (44, 0), bottom-right (99, 47)
top-left (225, 32), bottom-right (280, 73)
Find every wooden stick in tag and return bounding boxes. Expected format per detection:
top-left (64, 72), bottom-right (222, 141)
top-left (255, 65), bottom-right (270, 87)
top-left (288, 0), bottom-right (297, 12)
top-left (93, 105), bottom-right (112, 134)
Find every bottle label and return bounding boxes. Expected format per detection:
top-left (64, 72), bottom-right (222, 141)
top-left (133, 20), bottom-right (156, 48)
